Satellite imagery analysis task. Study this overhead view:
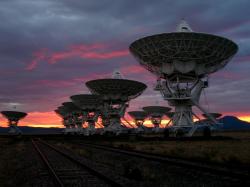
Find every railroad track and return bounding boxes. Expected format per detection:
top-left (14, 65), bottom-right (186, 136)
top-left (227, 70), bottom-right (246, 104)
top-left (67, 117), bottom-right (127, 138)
top-left (77, 142), bottom-right (250, 183)
top-left (32, 139), bottom-right (123, 187)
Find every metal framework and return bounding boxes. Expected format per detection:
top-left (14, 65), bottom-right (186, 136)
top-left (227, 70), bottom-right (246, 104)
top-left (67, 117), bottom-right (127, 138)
top-left (62, 102), bottom-right (86, 135)
top-left (143, 106), bottom-right (171, 132)
top-left (128, 111), bottom-right (148, 133)
top-left (86, 77), bottom-right (147, 135)
top-left (70, 94), bottom-right (101, 135)
top-left (57, 106), bottom-right (72, 134)
top-left (130, 20), bottom-right (238, 136)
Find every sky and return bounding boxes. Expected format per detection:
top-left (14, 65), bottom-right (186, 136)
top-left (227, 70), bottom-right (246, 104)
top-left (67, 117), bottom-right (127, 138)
top-left (0, 0), bottom-right (250, 128)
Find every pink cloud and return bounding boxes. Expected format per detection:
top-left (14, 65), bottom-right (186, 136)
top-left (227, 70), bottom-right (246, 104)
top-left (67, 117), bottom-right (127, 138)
top-left (26, 43), bottom-right (129, 70)
top-left (26, 61), bottom-right (37, 71)
top-left (25, 48), bottom-right (48, 71)
top-left (78, 50), bottom-right (129, 60)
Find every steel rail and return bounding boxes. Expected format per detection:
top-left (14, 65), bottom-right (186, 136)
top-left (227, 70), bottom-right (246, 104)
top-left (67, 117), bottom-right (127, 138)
top-left (36, 139), bottom-right (123, 187)
top-left (32, 139), bottom-right (64, 187)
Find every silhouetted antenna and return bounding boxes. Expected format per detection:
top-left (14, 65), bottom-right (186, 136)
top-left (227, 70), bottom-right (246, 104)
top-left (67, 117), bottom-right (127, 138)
top-left (86, 72), bottom-right (147, 135)
top-left (1, 110), bottom-right (27, 135)
top-left (130, 19), bottom-right (238, 136)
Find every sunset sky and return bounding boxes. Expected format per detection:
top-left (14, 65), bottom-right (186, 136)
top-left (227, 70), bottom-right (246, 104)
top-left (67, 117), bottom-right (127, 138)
top-left (0, 0), bottom-right (250, 128)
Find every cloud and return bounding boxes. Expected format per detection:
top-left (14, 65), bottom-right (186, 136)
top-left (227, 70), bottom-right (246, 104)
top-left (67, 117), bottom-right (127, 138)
top-left (25, 48), bottom-right (48, 70)
top-left (25, 43), bottom-right (129, 70)
top-left (0, 0), bottom-right (250, 127)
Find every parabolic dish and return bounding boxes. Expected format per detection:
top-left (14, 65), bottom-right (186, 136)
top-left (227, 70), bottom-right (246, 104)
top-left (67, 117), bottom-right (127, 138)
top-left (57, 106), bottom-right (71, 115)
top-left (128, 111), bottom-right (148, 120)
top-left (1, 111), bottom-right (27, 120)
top-left (55, 109), bottom-right (66, 118)
top-left (62, 102), bottom-right (81, 112)
top-left (202, 113), bottom-right (222, 119)
top-left (70, 94), bottom-right (101, 111)
top-left (54, 109), bottom-right (60, 115)
top-left (143, 106), bottom-right (171, 116)
top-left (86, 79), bottom-right (147, 101)
top-left (130, 32), bottom-right (238, 78)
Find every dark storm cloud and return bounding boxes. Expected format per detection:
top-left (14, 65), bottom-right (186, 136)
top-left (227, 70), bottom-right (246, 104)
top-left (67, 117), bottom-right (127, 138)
top-left (0, 0), bottom-right (249, 118)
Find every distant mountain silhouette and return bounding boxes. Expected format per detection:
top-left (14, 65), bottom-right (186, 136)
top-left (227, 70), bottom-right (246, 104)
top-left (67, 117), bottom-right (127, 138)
top-left (218, 116), bottom-right (250, 130)
top-left (0, 116), bottom-right (249, 134)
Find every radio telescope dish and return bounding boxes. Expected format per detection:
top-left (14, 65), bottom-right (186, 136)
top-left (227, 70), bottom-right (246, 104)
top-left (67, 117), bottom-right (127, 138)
top-left (143, 106), bottom-right (171, 117)
top-left (202, 113), bottom-right (222, 119)
top-left (128, 110), bottom-right (148, 132)
top-left (128, 111), bottom-right (148, 121)
top-left (129, 20), bottom-right (238, 136)
top-left (70, 94), bottom-right (101, 111)
top-left (130, 24), bottom-right (238, 79)
top-left (1, 111), bottom-right (27, 120)
top-left (143, 106), bottom-right (171, 131)
top-left (86, 77), bottom-right (147, 135)
top-left (86, 79), bottom-right (146, 102)
top-left (70, 94), bottom-right (102, 135)
top-left (62, 102), bottom-right (81, 112)
top-left (1, 111), bottom-right (27, 135)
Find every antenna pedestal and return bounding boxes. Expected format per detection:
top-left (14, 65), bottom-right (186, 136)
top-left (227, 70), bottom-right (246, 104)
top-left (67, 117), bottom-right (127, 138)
top-left (8, 123), bottom-right (22, 135)
top-left (75, 113), bottom-right (87, 135)
top-left (159, 78), bottom-right (215, 136)
top-left (63, 122), bottom-right (71, 135)
top-left (135, 121), bottom-right (145, 133)
top-left (171, 105), bottom-right (193, 127)
top-left (86, 119), bottom-right (95, 135)
top-left (128, 111), bottom-right (147, 134)
top-left (135, 125), bottom-right (144, 133)
top-left (151, 118), bottom-right (161, 132)
top-left (103, 111), bottom-right (126, 135)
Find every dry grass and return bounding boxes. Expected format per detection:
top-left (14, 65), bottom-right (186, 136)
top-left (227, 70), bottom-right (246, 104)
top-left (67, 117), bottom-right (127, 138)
top-left (107, 131), bottom-right (250, 166)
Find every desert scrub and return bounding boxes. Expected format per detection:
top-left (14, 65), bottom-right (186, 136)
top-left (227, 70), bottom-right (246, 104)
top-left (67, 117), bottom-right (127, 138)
top-left (109, 138), bottom-right (250, 166)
